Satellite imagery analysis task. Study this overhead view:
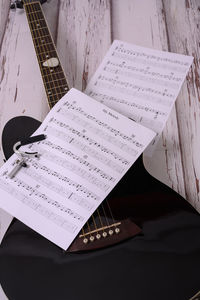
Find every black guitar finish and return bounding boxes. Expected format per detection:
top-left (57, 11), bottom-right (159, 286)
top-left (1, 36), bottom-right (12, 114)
top-left (0, 116), bottom-right (200, 300)
top-left (2, 116), bottom-right (41, 159)
top-left (0, 0), bottom-right (200, 299)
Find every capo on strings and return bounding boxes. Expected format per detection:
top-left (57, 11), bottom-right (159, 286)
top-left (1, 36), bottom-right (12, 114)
top-left (8, 134), bottom-right (46, 179)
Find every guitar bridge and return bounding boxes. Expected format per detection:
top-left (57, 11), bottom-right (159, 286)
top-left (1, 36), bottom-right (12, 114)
top-left (68, 218), bottom-right (141, 252)
top-left (79, 221), bottom-right (121, 243)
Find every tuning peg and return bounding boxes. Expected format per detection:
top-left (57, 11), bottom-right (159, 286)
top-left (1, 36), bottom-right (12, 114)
top-left (10, 1), bottom-right (23, 9)
top-left (10, 1), bottom-right (16, 9)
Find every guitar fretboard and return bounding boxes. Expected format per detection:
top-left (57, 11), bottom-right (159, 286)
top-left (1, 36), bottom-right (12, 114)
top-left (24, 1), bottom-right (69, 108)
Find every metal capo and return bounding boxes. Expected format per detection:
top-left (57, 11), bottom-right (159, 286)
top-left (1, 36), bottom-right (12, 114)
top-left (8, 134), bottom-right (46, 179)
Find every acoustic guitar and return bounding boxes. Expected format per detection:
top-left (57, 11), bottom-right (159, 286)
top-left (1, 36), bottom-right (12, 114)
top-left (0, 1), bottom-right (200, 300)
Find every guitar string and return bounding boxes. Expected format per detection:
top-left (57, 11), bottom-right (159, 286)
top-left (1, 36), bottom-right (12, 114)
top-left (36, 1), bottom-right (118, 240)
top-left (26, 3), bottom-right (63, 104)
top-left (25, 1), bottom-right (118, 242)
top-left (96, 208), bottom-right (107, 236)
top-left (25, 1), bottom-right (88, 240)
top-left (36, 2), bottom-right (69, 104)
top-left (27, 3), bottom-right (93, 243)
top-left (26, 1), bottom-right (115, 241)
top-left (29, 1), bottom-right (117, 241)
top-left (34, 2), bottom-right (94, 241)
top-left (25, 2), bottom-right (68, 107)
top-left (24, 4), bottom-right (52, 107)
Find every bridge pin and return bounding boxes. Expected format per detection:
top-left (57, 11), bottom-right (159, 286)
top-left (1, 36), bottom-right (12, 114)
top-left (83, 238), bottom-right (88, 244)
top-left (96, 233), bottom-right (101, 240)
top-left (115, 227), bottom-right (120, 234)
top-left (102, 232), bottom-right (107, 238)
top-left (89, 236), bottom-right (95, 242)
top-left (109, 229), bottom-right (114, 235)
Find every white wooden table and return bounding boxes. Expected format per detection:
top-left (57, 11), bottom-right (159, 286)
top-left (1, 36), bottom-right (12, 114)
top-left (0, 1), bottom-right (199, 299)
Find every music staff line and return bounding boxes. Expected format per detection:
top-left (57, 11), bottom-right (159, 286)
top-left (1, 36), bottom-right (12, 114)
top-left (0, 178), bottom-right (77, 234)
top-left (38, 140), bottom-right (116, 182)
top-left (97, 75), bottom-right (175, 99)
top-left (106, 60), bottom-right (183, 83)
top-left (116, 45), bottom-right (190, 66)
top-left (30, 146), bottom-right (112, 192)
top-left (22, 166), bottom-right (95, 211)
top-left (104, 65), bottom-right (179, 90)
top-left (10, 175), bottom-right (84, 222)
top-left (29, 160), bottom-right (101, 201)
top-left (49, 118), bottom-right (138, 160)
top-left (88, 91), bottom-right (167, 118)
top-left (57, 108), bottom-right (139, 155)
top-left (95, 81), bottom-right (173, 108)
top-left (114, 47), bottom-right (189, 73)
top-left (63, 101), bottom-right (138, 144)
top-left (45, 125), bottom-right (128, 173)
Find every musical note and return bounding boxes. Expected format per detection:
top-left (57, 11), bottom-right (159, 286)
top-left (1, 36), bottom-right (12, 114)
top-left (56, 107), bottom-right (140, 154)
top-left (45, 125), bottom-right (128, 173)
top-left (22, 166), bottom-right (95, 211)
top-left (28, 147), bottom-right (112, 192)
top-left (0, 88), bottom-right (156, 249)
top-left (85, 40), bottom-right (193, 156)
top-left (88, 92), bottom-right (167, 117)
top-left (28, 160), bottom-right (102, 200)
top-left (0, 178), bottom-right (77, 234)
top-left (33, 141), bottom-right (116, 182)
top-left (4, 175), bottom-right (84, 221)
top-left (61, 101), bottom-right (140, 144)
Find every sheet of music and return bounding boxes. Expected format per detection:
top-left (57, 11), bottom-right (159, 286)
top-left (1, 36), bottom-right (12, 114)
top-left (0, 88), bottom-right (155, 250)
top-left (85, 40), bottom-right (193, 156)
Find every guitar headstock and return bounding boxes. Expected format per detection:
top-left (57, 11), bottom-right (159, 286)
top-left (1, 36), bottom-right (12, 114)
top-left (10, 0), bottom-right (47, 9)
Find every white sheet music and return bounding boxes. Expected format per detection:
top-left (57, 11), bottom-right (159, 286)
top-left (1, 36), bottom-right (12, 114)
top-left (85, 40), bottom-right (193, 155)
top-left (0, 88), bottom-right (155, 250)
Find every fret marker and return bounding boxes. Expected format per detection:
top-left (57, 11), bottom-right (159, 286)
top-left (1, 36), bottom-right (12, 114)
top-left (43, 57), bottom-right (59, 68)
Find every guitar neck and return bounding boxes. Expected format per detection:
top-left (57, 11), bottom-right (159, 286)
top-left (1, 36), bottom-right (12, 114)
top-left (24, 1), bottom-right (69, 109)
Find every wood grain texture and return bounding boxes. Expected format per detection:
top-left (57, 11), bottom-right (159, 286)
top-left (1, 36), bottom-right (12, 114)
top-left (0, 2), bottom-right (60, 298)
top-left (0, 0), bottom-right (10, 47)
top-left (0, 0), bottom-right (199, 240)
top-left (111, 0), bottom-right (186, 198)
top-left (0, 2), bottom-right (199, 297)
top-left (56, 0), bottom-right (111, 91)
top-left (162, 0), bottom-right (200, 209)
top-left (0, 0), bottom-right (59, 166)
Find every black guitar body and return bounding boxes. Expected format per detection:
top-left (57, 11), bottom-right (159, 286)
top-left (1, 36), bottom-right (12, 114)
top-left (0, 116), bottom-right (200, 300)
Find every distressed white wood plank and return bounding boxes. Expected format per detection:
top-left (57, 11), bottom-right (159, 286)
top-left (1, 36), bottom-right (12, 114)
top-left (0, 0), bottom-right (59, 166)
top-left (111, 0), bottom-right (186, 198)
top-left (0, 3), bottom-right (59, 297)
top-left (0, 5), bottom-right (10, 299)
top-left (56, 0), bottom-right (111, 91)
top-left (162, 0), bottom-right (200, 210)
top-left (0, 0), bottom-right (59, 248)
top-left (0, 0), bottom-right (10, 47)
